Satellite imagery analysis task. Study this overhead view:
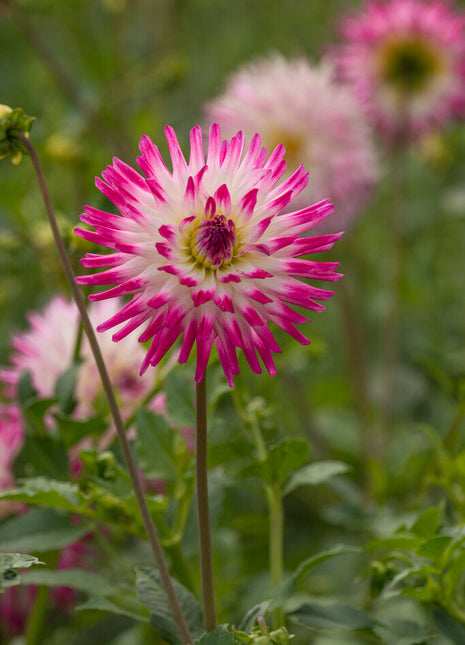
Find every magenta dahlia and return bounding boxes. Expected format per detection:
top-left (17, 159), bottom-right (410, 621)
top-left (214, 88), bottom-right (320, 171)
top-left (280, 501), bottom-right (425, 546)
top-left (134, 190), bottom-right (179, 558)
top-left (206, 56), bottom-right (379, 231)
top-left (334, 0), bottom-right (465, 140)
top-left (75, 124), bottom-right (342, 386)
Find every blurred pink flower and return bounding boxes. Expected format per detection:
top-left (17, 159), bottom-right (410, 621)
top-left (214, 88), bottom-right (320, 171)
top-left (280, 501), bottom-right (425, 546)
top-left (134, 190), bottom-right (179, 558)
top-left (333, 0), bottom-right (465, 141)
top-left (0, 296), bottom-right (157, 419)
top-left (205, 56), bottom-right (379, 232)
top-left (0, 403), bottom-right (24, 517)
top-left (75, 124), bottom-right (342, 387)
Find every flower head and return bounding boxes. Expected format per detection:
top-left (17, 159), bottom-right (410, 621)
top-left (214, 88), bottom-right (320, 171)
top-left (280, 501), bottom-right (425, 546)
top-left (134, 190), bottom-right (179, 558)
top-left (333, 0), bottom-right (465, 140)
top-left (205, 57), bottom-right (379, 232)
top-left (0, 296), bottom-right (156, 418)
top-left (75, 124), bottom-right (342, 386)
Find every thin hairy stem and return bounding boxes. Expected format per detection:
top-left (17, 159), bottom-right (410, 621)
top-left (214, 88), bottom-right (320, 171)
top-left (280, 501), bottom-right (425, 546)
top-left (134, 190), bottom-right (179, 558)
top-left (20, 134), bottom-right (192, 645)
top-left (196, 375), bottom-right (217, 632)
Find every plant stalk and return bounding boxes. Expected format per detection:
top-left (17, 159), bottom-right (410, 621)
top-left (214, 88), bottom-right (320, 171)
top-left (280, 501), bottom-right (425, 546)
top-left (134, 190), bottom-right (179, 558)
top-left (196, 374), bottom-right (217, 632)
top-left (20, 133), bottom-right (193, 645)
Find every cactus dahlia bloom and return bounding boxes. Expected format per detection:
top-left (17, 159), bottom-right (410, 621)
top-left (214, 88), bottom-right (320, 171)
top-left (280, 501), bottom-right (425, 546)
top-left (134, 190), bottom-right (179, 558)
top-left (206, 57), bottom-right (379, 231)
top-left (75, 124), bottom-right (342, 387)
top-left (334, 0), bottom-right (465, 140)
top-left (0, 296), bottom-right (155, 418)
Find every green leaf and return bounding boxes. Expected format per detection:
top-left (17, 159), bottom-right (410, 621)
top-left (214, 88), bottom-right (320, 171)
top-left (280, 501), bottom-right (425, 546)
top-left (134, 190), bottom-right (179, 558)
top-left (165, 371), bottom-right (195, 428)
top-left (54, 414), bottom-right (107, 449)
top-left (249, 439), bottom-right (310, 487)
top-left (366, 535), bottom-right (421, 552)
top-left (20, 568), bottom-right (115, 596)
top-left (17, 370), bottom-right (36, 405)
top-left (433, 606), bottom-right (465, 644)
top-left (373, 618), bottom-right (432, 645)
top-left (135, 409), bottom-right (177, 481)
top-left (194, 625), bottom-right (235, 645)
top-left (411, 505), bottom-right (443, 538)
top-left (238, 601), bottom-right (271, 632)
top-left (290, 602), bottom-right (373, 631)
top-left (283, 461), bottom-right (350, 496)
top-left (0, 508), bottom-right (87, 553)
top-left (0, 477), bottom-right (81, 511)
top-left (417, 536), bottom-right (453, 564)
top-left (0, 553), bottom-right (43, 591)
top-left (136, 566), bottom-right (204, 642)
top-left (77, 593), bottom-right (150, 622)
top-left (294, 545), bottom-right (360, 584)
top-left (22, 397), bottom-right (58, 435)
top-left (54, 361), bottom-right (81, 415)
top-left (14, 434), bottom-right (69, 481)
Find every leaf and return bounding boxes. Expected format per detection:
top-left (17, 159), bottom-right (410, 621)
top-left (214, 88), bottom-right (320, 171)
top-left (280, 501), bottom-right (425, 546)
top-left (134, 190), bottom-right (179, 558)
top-left (55, 413), bottom-right (107, 449)
top-left (17, 370), bottom-right (36, 406)
top-left (135, 409), bottom-right (177, 481)
top-left (136, 566), bottom-right (204, 642)
top-left (77, 593), bottom-right (150, 622)
top-left (0, 508), bottom-right (88, 553)
top-left (22, 397), bottom-right (58, 435)
top-left (290, 602), bottom-right (373, 631)
top-left (248, 439), bottom-right (310, 487)
top-left (195, 625), bottom-right (235, 645)
top-left (0, 477), bottom-right (81, 511)
top-left (294, 545), bottom-right (360, 584)
top-left (366, 535), bottom-right (421, 552)
top-left (283, 461), bottom-right (350, 496)
top-left (238, 601), bottom-right (271, 632)
top-left (165, 371), bottom-right (195, 428)
top-left (13, 435), bottom-right (69, 481)
top-left (54, 360), bottom-right (81, 415)
top-left (433, 606), bottom-right (465, 644)
top-left (20, 568), bottom-right (116, 596)
top-left (417, 536), bottom-right (453, 564)
top-left (0, 553), bottom-right (44, 591)
top-left (373, 618), bottom-right (432, 645)
top-left (411, 505), bottom-right (443, 538)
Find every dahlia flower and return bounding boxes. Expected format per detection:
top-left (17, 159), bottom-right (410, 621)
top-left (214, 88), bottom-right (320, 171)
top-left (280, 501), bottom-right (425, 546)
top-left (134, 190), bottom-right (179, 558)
top-left (0, 403), bottom-right (24, 517)
top-left (205, 57), bottom-right (379, 231)
top-left (334, 0), bottom-right (465, 140)
top-left (75, 124), bottom-right (342, 387)
top-left (0, 296), bottom-right (156, 418)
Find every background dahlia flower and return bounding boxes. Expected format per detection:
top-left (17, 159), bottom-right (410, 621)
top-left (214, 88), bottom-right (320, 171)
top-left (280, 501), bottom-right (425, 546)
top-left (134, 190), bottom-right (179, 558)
top-left (0, 403), bottom-right (24, 518)
top-left (0, 296), bottom-right (157, 419)
top-left (334, 0), bottom-right (465, 140)
top-left (205, 57), bottom-right (379, 232)
top-left (75, 123), bottom-right (342, 387)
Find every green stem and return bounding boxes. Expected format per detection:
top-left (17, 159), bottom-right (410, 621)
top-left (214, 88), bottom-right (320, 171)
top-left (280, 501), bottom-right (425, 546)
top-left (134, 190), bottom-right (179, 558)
top-left (20, 133), bottom-right (193, 645)
top-left (249, 416), bottom-right (285, 629)
top-left (196, 374), bottom-right (217, 632)
top-left (25, 551), bottom-right (60, 645)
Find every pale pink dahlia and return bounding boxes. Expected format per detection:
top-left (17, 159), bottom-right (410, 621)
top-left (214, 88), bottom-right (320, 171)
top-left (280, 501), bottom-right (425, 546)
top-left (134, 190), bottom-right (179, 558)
top-left (206, 57), bottom-right (379, 231)
top-left (334, 0), bottom-right (465, 140)
top-left (75, 124), bottom-right (342, 387)
top-left (0, 296), bottom-right (155, 418)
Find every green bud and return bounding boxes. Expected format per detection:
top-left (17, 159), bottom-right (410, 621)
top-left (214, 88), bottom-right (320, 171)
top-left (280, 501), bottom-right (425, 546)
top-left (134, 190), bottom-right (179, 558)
top-left (0, 105), bottom-right (35, 165)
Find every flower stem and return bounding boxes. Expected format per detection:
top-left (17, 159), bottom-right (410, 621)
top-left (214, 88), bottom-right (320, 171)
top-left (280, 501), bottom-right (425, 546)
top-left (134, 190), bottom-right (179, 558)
top-left (19, 133), bottom-right (193, 645)
top-left (25, 551), bottom-right (59, 645)
top-left (195, 374), bottom-right (217, 632)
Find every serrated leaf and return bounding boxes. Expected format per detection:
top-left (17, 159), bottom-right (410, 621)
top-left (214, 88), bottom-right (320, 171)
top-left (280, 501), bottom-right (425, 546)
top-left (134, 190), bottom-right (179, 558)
top-left (54, 414), bottom-right (108, 449)
top-left (283, 461), bottom-right (350, 496)
top-left (290, 602), bottom-right (373, 631)
top-left (0, 508), bottom-right (87, 553)
top-left (54, 361), bottom-right (81, 415)
top-left (77, 593), bottom-right (150, 622)
top-left (433, 606), bottom-right (465, 644)
top-left (135, 409), bottom-right (177, 481)
top-left (0, 553), bottom-right (44, 591)
top-left (136, 566), bottom-right (204, 642)
top-left (417, 536), bottom-right (453, 563)
top-left (0, 477), bottom-right (80, 510)
top-left (195, 625), bottom-right (234, 644)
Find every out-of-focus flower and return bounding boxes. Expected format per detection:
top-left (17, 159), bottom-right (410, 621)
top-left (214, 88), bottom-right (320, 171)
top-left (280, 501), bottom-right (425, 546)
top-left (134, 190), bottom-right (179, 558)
top-left (0, 403), bottom-right (24, 517)
top-left (206, 56), bottom-right (379, 232)
top-left (75, 123), bottom-right (342, 387)
top-left (0, 296), bottom-right (157, 418)
top-left (333, 0), bottom-right (465, 141)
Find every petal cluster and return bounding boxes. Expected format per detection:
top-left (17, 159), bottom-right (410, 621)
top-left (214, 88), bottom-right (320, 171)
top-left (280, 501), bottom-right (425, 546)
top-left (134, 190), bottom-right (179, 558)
top-left (205, 57), bottom-right (379, 232)
top-left (334, 0), bottom-right (465, 140)
top-left (75, 124), bottom-right (342, 386)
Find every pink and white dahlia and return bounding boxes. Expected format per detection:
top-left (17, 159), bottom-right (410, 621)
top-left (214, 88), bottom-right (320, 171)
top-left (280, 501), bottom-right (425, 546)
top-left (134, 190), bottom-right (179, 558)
top-left (74, 124), bottom-right (342, 387)
top-left (0, 296), bottom-right (155, 418)
top-left (334, 0), bottom-right (465, 140)
top-left (205, 57), bottom-right (379, 231)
